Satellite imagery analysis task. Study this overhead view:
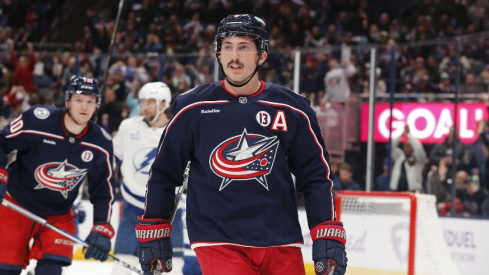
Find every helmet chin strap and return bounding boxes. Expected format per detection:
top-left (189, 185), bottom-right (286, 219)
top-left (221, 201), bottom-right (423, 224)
top-left (149, 102), bottom-right (167, 124)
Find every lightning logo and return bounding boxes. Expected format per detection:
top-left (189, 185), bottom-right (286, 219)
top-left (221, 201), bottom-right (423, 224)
top-left (34, 160), bottom-right (87, 198)
top-left (210, 129), bottom-right (279, 191)
top-left (133, 147), bottom-right (158, 174)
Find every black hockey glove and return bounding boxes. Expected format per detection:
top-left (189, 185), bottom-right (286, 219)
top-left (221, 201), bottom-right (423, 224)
top-left (136, 217), bottom-right (173, 274)
top-left (0, 168), bottom-right (8, 203)
top-left (311, 221), bottom-right (347, 275)
top-left (84, 223), bottom-right (114, 262)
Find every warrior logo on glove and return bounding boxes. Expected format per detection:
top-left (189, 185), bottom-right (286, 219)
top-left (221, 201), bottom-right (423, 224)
top-left (311, 221), bottom-right (348, 275)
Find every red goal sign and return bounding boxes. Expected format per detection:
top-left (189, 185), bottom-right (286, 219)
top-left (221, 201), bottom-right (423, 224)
top-left (360, 103), bottom-right (488, 144)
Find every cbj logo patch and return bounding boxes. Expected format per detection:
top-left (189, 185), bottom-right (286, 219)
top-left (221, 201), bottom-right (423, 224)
top-left (34, 160), bottom-right (87, 198)
top-left (209, 129), bottom-right (279, 191)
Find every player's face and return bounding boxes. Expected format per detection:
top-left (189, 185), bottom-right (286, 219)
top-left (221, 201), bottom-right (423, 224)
top-left (220, 36), bottom-right (267, 84)
top-left (66, 94), bottom-right (97, 124)
top-left (139, 98), bottom-right (158, 121)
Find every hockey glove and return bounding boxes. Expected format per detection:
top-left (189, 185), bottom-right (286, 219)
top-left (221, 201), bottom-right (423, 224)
top-left (311, 221), bottom-right (348, 275)
top-left (0, 168), bottom-right (8, 203)
top-left (74, 203), bottom-right (86, 224)
top-left (136, 217), bottom-right (173, 274)
top-left (84, 223), bottom-right (114, 262)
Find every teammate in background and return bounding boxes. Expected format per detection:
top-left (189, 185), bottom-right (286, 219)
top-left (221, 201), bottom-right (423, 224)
top-left (0, 76), bottom-right (116, 275)
top-left (136, 14), bottom-right (347, 275)
top-left (111, 82), bottom-right (184, 274)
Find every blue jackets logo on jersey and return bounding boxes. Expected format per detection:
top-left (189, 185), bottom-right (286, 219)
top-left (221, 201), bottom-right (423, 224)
top-left (210, 129), bottom-right (279, 191)
top-left (34, 159), bottom-right (87, 198)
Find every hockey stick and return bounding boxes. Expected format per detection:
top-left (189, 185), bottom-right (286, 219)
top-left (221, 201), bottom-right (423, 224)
top-left (170, 161), bottom-right (190, 224)
top-left (150, 161), bottom-right (190, 275)
top-left (100, 0), bottom-right (124, 94)
top-left (1, 200), bottom-right (143, 275)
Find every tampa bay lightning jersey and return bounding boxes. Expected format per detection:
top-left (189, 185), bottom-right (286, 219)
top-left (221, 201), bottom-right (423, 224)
top-left (113, 116), bottom-right (165, 213)
top-left (0, 105), bottom-right (116, 223)
top-left (144, 81), bottom-right (335, 248)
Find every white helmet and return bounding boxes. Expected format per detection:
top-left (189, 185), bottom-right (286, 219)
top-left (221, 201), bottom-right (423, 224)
top-left (139, 82), bottom-right (172, 123)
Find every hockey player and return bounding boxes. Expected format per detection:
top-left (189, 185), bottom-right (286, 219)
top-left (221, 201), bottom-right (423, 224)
top-left (111, 82), bottom-right (184, 274)
top-left (136, 14), bottom-right (347, 275)
top-left (0, 75), bottom-right (116, 275)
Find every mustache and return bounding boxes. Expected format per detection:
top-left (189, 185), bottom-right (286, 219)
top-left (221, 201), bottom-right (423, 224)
top-left (227, 61), bottom-right (243, 67)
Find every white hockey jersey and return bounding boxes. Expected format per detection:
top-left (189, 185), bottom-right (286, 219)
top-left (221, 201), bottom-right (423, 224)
top-left (324, 64), bottom-right (356, 103)
top-left (113, 116), bottom-right (165, 210)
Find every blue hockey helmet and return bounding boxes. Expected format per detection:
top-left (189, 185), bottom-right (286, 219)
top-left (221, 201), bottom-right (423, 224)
top-left (65, 75), bottom-right (101, 107)
top-left (214, 14), bottom-right (269, 57)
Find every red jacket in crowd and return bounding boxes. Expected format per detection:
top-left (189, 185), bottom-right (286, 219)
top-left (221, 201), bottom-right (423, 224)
top-left (10, 50), bottom-right (36, 94)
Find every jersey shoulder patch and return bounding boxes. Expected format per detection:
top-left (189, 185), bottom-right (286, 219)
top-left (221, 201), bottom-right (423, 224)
top-left (32, 106), bottom-right (51, 119)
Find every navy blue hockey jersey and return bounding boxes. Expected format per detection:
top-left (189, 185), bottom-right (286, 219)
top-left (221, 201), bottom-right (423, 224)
top-left (0, 105), bottom-right (115, 223)
top-left (145, 81), bottom-right (335, 248)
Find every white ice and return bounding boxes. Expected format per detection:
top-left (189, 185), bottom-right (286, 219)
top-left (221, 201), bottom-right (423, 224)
top-left (20, 258), bottom-right (184, 275)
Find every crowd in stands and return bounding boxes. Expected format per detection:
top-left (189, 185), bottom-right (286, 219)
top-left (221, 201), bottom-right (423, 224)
top-left (2, 0), bottom-right (489, 217)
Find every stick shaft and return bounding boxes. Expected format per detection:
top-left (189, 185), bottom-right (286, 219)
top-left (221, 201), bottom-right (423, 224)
top-left (100, 0), bottom-right (125, 97)
top-left (170, 161), bottom-right (190, 224)
top-left (1, 199), bottom-right (143, 275)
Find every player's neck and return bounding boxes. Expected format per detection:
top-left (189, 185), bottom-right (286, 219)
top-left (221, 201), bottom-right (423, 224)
top-left (63, 113), bottom-right (87, 135)
top-left (148, 114), bottom-right (169, 128)
top-left (224, 77), bottom-right (262, 96)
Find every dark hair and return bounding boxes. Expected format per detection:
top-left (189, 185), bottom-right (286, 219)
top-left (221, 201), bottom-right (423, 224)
top-left (339, 163), bottom-right (353, 173)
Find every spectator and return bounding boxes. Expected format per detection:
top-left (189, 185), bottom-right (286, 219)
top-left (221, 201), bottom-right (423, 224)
top-left (375, 159), bottom-right (391, 191)
top-left (437, 170), bottom-right (468, 216)
top-left (426, 165), bottom-right (450, 203)
top-left (479, 65), bottom-right (489, 89)
top-left (304, 26), bottom-right (325, 48)
top-left (9, 42), bottom-right (36, 94)
top-left (435, 72), bottom-right (455, 94)
top-left (439, 45), bottom-right (471, 75)
top-left (0, 28), bottom-right (13, 63)
top-left (361, 66), bottom-right (386, 96)
top-left (458, 174), bottom-right (488, 216)
top-left (429, 126), bottom-right (468, 171)
top-left (390, 125), bottom-right (427, 192)
top-left (320, 57), bottom-right (356, 108)
top-left (60, 56), bottom-right (87, 88)
top-left (333, 163), bottom-right (361, 191)
top-left (183, 12), bottom-right (204, 36)
top-left (171, 64), bottom-right (191, 89)
top-left (468, 0), bottom-right (489, 31)
top-left (98, 89), bottom-right (122, 136)
top-left (125, 81), bottom-right (141, 118)
top-left (460, 73), bottom-right (484, 94)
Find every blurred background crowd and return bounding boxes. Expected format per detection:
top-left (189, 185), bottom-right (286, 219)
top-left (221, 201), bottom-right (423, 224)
top-left (1, 0), bottom-right (489, 218)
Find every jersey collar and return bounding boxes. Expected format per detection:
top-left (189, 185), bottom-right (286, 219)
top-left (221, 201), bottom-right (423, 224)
top-left (221, 80), bottom-right (266, 98)
top-left (62, 112), bottom-right (89, 141)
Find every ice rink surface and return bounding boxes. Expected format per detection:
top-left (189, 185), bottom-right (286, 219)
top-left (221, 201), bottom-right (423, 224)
top-left (20, 258), bottom-right (185, 275)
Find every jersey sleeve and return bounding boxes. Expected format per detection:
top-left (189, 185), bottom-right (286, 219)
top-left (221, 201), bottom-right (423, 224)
top-left (86, 136), bottom-right (116, 224)
top-left (0, 111), bottom-right (36, 169)
top-left (112, 120), bottom-right (127, 166)
top-left (143, 97), bottom-right (193, 220)
top-left (287, 100), bottom-right (336, 229)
